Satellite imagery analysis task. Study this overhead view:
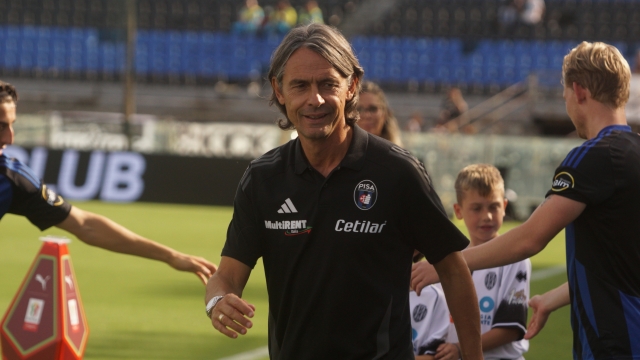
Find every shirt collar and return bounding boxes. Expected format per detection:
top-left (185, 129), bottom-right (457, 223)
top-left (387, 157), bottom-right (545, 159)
top-left (597, 124), bottom-right (631, 137)
top-left (293, 125), bottom-right (369, 175)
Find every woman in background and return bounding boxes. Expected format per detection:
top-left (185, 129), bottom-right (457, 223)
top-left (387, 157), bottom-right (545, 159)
top-left (358, 81), bottom-right (403, 146)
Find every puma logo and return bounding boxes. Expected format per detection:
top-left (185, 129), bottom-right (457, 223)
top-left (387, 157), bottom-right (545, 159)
top-left (65, 275), bottom-right (74, 290)
top-left (35, 274), bottom-right (51, 291)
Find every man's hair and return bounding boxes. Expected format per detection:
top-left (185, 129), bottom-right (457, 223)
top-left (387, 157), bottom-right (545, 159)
top-left (562, 41), bottom-right (630, 109)
top-left (0, 81), bottom-right (18, 104)
top-left (268, 23), bottom-right (364, 130)
top-left (360, 81), bottom-right (402, 146)
top-left (454, 164), bottom-right (504, 204)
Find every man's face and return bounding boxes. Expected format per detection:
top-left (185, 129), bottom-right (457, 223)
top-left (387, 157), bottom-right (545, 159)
top-left (272, 47), bottom-right (355, 142)
top-left (0, 100), bottom-right (16, 156)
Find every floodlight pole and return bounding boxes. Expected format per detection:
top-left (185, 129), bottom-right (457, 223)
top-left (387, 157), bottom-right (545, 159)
top-left (123, 0), bottom-right (137, 151)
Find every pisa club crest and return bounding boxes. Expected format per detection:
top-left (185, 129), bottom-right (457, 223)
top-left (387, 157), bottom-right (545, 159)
top-left (354, 180), bottom-right (377, 210)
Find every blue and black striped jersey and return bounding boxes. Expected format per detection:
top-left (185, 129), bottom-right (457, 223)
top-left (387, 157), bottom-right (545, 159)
top-left (1, 154), bottom-right (71, 230)
top-left (546, 125), bottom-right (640, 360)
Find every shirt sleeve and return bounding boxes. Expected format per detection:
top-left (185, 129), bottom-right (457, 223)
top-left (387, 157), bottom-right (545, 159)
top-left (5, 160), bottom-right (71, 231)
top-left (492, 260), bottom-right (531, 338)
top-left (221, 165), bottom-right (263, 269)
top-left (395, 149), bottom-right (469, 264)
top-left (545, 144), bottom-right (614, 204)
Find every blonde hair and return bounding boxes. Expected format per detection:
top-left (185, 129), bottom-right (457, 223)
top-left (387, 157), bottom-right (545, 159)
top-left (562, 41), bottom-right (631, 109)
top-left (360, 81), bottom-right (403, 146)
top-left (455, 164), bottom-right (504, 204)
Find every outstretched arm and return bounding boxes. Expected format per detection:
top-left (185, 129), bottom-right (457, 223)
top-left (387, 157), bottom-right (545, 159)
top-left (435, 251), bottom-right (482, 360)
top-left (56, 206), bottom-right (217, 284)
top-left (205, 256), bottom-right (255, 339)
top-left (525, 282), bottom-right (570, 339)
top-left (412, 195), bottom-right (584, 293)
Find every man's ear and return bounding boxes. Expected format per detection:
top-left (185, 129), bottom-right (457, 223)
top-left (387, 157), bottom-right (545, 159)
top-left (272, 77), bottom-right (285, 105)
top-left (346, 77), bottom-right (358, 100)
top-left (572, 82), bottom-right (589, 104)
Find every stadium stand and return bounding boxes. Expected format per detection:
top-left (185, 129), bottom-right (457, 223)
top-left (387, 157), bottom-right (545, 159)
top-left (0, 0), bottom-right (638, 93)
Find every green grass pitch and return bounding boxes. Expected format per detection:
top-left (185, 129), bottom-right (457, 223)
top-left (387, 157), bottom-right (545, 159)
top-left (1, 202), bottom-right (572, 359)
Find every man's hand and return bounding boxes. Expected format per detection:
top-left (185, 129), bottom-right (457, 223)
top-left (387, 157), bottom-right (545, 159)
top-left (167, 253), bottom-right (217, 285)
top-left (524, 294), bottom-right (551, 340)
top-left (210, 293), bottom-right (256, 339)
top-left (435, 342), bottom-right (460, 360)
top-left (411, 260), bottom-right (439, 296)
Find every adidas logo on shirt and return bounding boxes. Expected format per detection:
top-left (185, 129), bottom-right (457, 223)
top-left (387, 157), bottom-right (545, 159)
top-left (277, 198), bottom-right (298, 214)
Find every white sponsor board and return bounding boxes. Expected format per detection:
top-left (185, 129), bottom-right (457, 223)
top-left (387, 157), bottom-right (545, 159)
top-left (169, 122), bottom-right (281, 159)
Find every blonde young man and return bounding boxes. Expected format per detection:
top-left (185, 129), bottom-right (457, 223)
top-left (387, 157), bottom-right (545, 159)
top-left (435, 164), bottom-right (530, 360)
top-left (412, 42), bottom-right (640, 360)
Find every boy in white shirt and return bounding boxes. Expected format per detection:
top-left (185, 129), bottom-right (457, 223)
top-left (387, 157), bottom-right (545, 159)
top-left (436, 164), bottom-right (530, 360)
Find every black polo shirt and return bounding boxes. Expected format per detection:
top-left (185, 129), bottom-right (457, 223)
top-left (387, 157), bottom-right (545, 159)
top-left (222, 125), bottom-right (469, 359)
top-left (1, 154), bottom-right (71, 230)
top-left (546, 125), bottom-right (640, 359)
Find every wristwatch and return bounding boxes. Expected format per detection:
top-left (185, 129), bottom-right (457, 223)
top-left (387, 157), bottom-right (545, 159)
top-left (205, 295), bottom-right (224, 319)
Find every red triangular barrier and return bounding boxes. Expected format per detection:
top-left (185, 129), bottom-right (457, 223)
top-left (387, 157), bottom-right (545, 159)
top-left (1, 236), bottom-right (89, 360)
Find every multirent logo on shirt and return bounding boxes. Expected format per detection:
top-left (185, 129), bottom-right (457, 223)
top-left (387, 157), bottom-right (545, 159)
top-left (335, 219), bottom-right (387, 233)
top-left (265, 220), bottom-right (311, 236)
top-left (265, 220), bottom-right (308, 230)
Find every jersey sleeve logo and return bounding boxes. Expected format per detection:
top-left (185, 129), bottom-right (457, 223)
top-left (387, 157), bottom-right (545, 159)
top-left (41, 185), bottom-right (65, 206)
top-left (354, 180), bottom-right (377, 210)
top-left (484, 272), bottom-right (497, 290)
top-left (551, 172), bottom-right (575, 192)
top-left (412, 304), bottom-right (428, 322)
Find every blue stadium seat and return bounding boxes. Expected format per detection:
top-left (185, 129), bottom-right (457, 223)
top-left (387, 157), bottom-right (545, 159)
top-left (350, 36), bottom-right (369, 54)
top-left (5, 26), bottom-right (20, 41)
top-left (197, 32), bottom-right (219, 77)
top-left (149, 30), bottom-right (168, 75)
top-left (2, 38), bottom-right (18, 69)
top-left (167, 31), bottom-right (183, 75)
top-left (50, 29), bottom-right (69, 73)
top-left (21, 26), bottom-right (38, 40)
top-left (99, 43), bottom-right (117, 75)
top-left (182, 31), bottom-right (199, 76)
top-left (135, 30), bottom-right (151, 75)
top-left (466, 65), bottom-right (484, 85)
top-left (69, 39), bottom-right (84, 72)
top-left (35, 27), bottom-right (53, 73)
top-left (18, 39), bottom-right (36, 72)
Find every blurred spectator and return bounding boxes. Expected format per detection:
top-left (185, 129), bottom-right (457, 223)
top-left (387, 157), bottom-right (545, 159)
top-left (434, 87), bottom-right (468, 133)
top-left (499, 0), bottom-right (544, 32)
top-left (406, 111), bottom-right (424, 133)
top-left (498, 0), bottom-right (520, 32)
top-left (520, 0), bottom-right (545, 26)
top-left (358, 81), bottom-right (402, 146)
top-left (264, 0), bottom-right (298, 35)
top-left (298, 1), bottom-right (324, 25)
top-left (232, 0), bottom-right (265, 35)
